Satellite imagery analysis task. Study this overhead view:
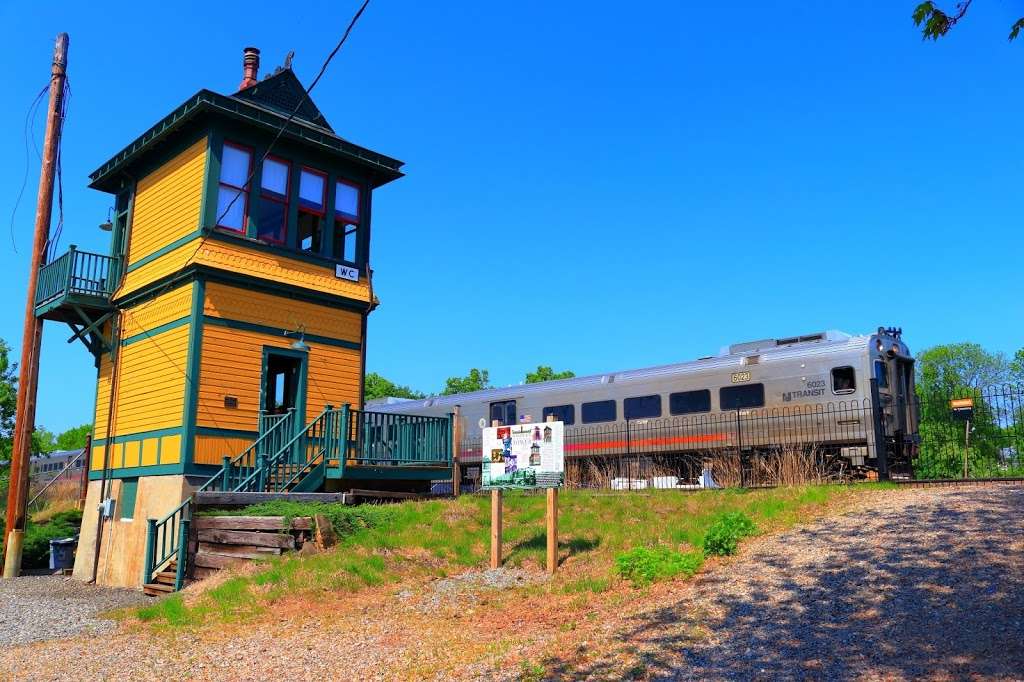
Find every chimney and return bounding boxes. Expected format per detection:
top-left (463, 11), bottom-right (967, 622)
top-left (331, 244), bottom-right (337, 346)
top-left (238, 47), bottom-right (260, 90)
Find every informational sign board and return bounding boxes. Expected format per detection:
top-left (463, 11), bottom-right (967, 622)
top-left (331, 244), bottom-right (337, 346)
top-left (950, 397), bottom-right (974, 420)
top-left (481, 422), bottom-right (564, 489)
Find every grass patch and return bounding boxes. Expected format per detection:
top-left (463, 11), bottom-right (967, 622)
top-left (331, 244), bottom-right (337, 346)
top-left (138, 483), bottom-right (882, 627)
top-left (615, 547), bottom-right (704, 586)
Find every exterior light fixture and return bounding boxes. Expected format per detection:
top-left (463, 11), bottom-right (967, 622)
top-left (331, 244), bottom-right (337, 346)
top-left (99, 207), bottom-right (113, 231)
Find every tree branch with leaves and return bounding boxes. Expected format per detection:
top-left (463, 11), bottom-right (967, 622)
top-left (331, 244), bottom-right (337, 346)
top-left (913, 1), bottom-right (1024, 41)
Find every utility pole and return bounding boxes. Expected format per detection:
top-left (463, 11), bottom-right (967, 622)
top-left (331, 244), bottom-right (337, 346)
top-left (2, 33), bottom-right (69, 578)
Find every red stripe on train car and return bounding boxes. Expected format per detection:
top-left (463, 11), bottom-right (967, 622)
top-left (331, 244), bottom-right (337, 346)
top-left (565, 433), bottom-right (730, 452)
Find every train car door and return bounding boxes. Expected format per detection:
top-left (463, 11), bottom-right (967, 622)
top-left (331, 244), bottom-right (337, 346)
top-left (489, 400), bottom-right (517, 426)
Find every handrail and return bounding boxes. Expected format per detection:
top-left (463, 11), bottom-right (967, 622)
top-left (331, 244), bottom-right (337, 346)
top-left (236, 407), bottom-right (333, 492)
top-left (202, 409), bottom-right (298, 493)
top-left (347, 409), bottom-right (452, 466)
top-left (35, 246), bottom-right (117, 307)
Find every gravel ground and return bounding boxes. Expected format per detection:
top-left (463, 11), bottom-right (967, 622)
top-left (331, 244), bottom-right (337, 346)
top-left (0, 486), bottom-right (1021, 681)
top-left (0, 575), bottom-right (149, 646)
top-left (546, 485), bottom-right (1024, 680)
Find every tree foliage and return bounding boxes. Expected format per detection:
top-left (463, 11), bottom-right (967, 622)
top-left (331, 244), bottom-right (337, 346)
top-left (524, 366), bottom-right (575, 384)
top-left (441, 368), bottom-right (490, 396)
top-left (916, 342), bottom-right (1017, 395)
top-left (363, 372), bottom-right (425, 401)
top-left (912, 1), bottom-right (1024, 41)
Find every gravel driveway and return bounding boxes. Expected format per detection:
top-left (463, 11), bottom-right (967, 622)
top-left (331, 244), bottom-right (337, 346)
top-left (550, 485), bottom-right (1024, 680)
top-left (0, 575), bottom-right (148, 646)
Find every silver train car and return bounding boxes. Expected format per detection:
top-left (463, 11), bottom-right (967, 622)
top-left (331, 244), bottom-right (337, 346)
top-left (369, 328), bottom-right (918, 476)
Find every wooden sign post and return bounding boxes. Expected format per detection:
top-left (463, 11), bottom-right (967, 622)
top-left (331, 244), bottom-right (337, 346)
top-left (545, 414), bottom-right (558, 575)
top-left (490, 419), bottom-right (502, 569)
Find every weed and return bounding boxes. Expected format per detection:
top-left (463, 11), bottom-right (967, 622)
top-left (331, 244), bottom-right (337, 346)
top-left (614, 547), bottom-right (703, 586)
top-left (702, 511), bottom-right (757, 557)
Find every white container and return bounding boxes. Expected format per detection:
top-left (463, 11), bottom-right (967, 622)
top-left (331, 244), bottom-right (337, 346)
top-left (651, 476), bottom-right (679, 489)
top-left (610, 478), bottom-right (648, 490)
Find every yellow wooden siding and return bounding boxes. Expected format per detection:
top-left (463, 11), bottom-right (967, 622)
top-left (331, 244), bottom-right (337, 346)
top-left (109, 324), bottom-right (189, 437)
top-left (194, 240), bottom-right (371, 303)
top-left (203, 281), bottom-right (361, 342)
top-left (127, 138), bottom-right (206, 267)
top-left (194, 435), bottom-right (253, 467)
top-left (94, 352), bottom-right (113, 441)
top-left (116, 239), bottom-right (200, 299)
top-left (120, 282), bottom-right (193, 337)
top-left (196, 324), bottom-right (361, 435)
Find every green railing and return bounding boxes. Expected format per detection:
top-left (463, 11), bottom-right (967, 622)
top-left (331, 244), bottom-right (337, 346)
top-left (346, 408), bottom-right (453, 467)
top-left (35, 246), bottom-right (117, 308)
top-left (142, 409), bottom-right (299, 588)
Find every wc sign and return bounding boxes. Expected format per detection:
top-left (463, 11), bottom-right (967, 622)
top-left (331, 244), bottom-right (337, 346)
top-left (335, 264), bottom-right (360, 282)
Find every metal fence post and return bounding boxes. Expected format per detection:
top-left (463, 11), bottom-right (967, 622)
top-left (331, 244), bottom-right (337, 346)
top-left (869, 378), bottom-right (889, 480)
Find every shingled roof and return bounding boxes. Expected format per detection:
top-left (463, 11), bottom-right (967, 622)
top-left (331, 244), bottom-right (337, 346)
top-left (233, 67), bottom-right (334, 133)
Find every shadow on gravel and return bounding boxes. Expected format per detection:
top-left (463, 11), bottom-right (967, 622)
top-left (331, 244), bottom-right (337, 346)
top-left (541, 488), bottom-right (1024, 681)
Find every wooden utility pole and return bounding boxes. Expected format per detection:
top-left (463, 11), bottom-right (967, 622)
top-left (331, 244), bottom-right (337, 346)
top-left (3, 33), bottom-right (69, 578)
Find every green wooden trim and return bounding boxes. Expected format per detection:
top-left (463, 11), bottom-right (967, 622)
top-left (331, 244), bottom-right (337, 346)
top-left (124, 230), bottom-right (202, 273)
top-left (182, 278), bottom-right (205, 466)
top-left (195, 426), bottom-right (259, 438)
top-left (198, 131), bottom-right (219, 231)
top-left (327, 465), bottom-right (453, 481)
top-left (260, 345), bottom-right (309, 423)
top-left (119, 478), bottom-right (139, 519)
top-left (205, 316), bottom-right (361, 350)
top-left (112, 263), bottom-right (371, 315)
top-left (92, 426), bottom-right (183, 447)
top-left (119, 316), bottom-right (190, 346)
top-left (88, 463), bottom-right (185, 481)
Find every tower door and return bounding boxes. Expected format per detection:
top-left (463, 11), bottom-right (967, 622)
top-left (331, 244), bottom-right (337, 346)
top-left (264, 354), bottom-right (303, 414)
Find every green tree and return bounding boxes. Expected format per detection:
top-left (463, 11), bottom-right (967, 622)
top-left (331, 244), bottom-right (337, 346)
top-left (55, 424), bottom-right (92, 450)
top-left (912, 2), bottom-right (1024, 41)
top-left (914, 343), bottom-right (1014, 478)
top-left (363, 373), bottom-right (425, 401)
top-left (30, 427), bottom-right (57, 456)
top-left (441, 368), bottom-right (490, 396)
top-left (0, 340), bottom-right (17, 462)
top-left (524, 365), bottom-right (575, 384)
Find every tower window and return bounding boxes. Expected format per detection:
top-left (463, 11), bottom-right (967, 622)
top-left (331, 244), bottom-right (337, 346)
top-left (333, 180), bottom-right (361, 263)
top-left (297, 168), bottom-right (327, 253)
top-left (216, 142), bottom-right (252, 232)
top-left (256, 156), bottom-right (289, 244)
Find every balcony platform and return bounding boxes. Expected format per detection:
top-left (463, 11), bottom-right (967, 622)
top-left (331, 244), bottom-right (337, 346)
top-left (33, 246), bottom-right (117, 358)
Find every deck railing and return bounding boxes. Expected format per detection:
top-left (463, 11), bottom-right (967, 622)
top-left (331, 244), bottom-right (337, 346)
top-left (35, 246), bottom-right (117, 307)
top-left (346, 408), bottom-right (453, 467)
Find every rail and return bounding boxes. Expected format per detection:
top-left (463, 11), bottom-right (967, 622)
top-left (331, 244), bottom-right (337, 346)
top-left (346, 408), bottom-right (453, 467)
top-left (143, 500), bottom-right (189, 590)
top-left (35, 246), bottom-right (117, 307)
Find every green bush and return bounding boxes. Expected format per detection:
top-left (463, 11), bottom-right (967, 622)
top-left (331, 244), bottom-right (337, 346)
top-left (703, 511), bottom-right (756, 557)
top-left (614, 546), bottom-right (703, 586)
top-left (20, 509), bottom-right (83, 569)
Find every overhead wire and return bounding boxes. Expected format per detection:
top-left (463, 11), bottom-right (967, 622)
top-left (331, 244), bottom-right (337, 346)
top-left (9, 84), bottom-right (50, 253)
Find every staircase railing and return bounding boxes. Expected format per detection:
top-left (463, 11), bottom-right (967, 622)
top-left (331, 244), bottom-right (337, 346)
top-left (142, 409), bottom-right (300, 587)
top-left (238, 406), bottom-right (337, 493)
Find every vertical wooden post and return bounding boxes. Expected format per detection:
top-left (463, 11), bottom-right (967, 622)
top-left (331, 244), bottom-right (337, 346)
top-left (451, 406), bottom-right (461, 496)
top-left (490, 489), bottom-right (502, 569)
top-left (546, 487), bottom-right (558, 574)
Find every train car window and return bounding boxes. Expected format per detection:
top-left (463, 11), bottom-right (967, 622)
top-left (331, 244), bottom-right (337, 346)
top-left (581, 399), bottom-right (617, 423)
top-left (624, 395), bottom-right (662, 420)
top-left (670, 389), bottom-right (711, 415)
top-left (719, 383), bottom-right (765, 410)
top-left (489, 400), bottom-right (517, 426)
top-left (542, 404), bottom-right (575, 425)
top-left (831, 366), bottom-right (856, 394)
top-left (874, 361), bottom-right (889, 389)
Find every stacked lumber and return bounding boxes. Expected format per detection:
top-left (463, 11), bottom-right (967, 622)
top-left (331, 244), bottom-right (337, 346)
top-left (191, 516), bottom-right (313, 579)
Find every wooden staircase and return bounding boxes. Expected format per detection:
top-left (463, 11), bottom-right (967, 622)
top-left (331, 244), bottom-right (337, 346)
top-left (143, 558), bottom-right (186, 597)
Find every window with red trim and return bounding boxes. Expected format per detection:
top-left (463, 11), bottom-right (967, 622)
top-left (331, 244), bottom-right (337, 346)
top-left (332, 179), bottom-right (361, 263)
top-left (256, 156), bottom-right (290, 244)
top-left (216, 142), bottom-right (252, 232)
top-left (297, 168), bottom-right (327, 253)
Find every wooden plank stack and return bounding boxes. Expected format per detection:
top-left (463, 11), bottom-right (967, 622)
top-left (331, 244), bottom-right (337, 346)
top-left (190, 516), bottom-right (313, 579)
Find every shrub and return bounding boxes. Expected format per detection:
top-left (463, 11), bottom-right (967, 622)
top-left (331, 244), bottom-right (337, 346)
top-left (703, 511), bottom-right (756, 557)
top-left (20, 509), bottom-right (83, 568)
top-left (614, 546), bottom-right (703, 586)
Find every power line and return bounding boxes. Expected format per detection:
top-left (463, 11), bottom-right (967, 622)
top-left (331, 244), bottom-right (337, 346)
top-left (214, 0), bottom-right (371, 227)
top-left (10, 84), bottom-right (50, 253)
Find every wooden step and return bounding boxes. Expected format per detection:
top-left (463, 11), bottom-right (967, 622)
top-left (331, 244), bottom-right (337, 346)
top-left (154, 570), bottom-right (177, 585)
top-left (143, 582), bottom-right (174, 597)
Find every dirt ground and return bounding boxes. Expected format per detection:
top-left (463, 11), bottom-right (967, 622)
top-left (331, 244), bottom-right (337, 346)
top-left (0, 485), bottom-right (1021, 681)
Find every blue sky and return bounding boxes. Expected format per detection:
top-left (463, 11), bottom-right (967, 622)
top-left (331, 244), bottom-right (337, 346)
top-left (0, 1), bottom-right (1021, 432)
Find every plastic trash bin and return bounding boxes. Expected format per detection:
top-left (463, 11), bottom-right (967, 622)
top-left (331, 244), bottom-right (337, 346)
top-left (49, 537), bottom-right (77, 571)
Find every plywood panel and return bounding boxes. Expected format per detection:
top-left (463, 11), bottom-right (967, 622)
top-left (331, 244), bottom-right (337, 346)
top-left (128, 138), bottom-right (206, 267)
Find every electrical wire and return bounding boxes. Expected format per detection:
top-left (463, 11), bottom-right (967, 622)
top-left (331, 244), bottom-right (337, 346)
top-left (213, 0), bottom-right (371, 228)
top-left (9, 85), bottom-right (50, 253)
top-left (48, 78), bottom-right (71, 262)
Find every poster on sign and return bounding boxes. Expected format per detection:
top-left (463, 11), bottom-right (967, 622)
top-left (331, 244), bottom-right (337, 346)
top-left (481, 421), bottom-right (565, 489)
